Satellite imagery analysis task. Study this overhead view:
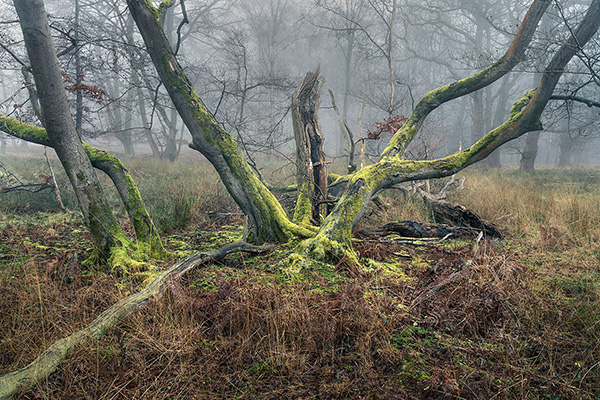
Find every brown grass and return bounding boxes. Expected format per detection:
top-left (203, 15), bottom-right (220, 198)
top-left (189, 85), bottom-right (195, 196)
top-left (1, 161), bottom-right (600, 399)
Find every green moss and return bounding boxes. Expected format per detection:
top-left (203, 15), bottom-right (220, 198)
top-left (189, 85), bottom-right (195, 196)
top-left (365, 259), bottom-right (411, 279)
top-left (0, 115), bottom-right (50, 145)
top-left (143, 0), bottom-right (161, 21)
top-left (407, 255), bottom-right (430, 271)
top-left (510, 89), bottom-right (536, 116)
top-left (292, 182), bottom-right (313, 227)
top-left (83, 143), bottom-right (165, 256)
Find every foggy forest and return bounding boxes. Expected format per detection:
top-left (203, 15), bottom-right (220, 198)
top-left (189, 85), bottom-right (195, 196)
top-left (1, 0), bottom-right (600, 398)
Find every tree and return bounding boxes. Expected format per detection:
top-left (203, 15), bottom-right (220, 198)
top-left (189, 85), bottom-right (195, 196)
top-left (1, 0), bottom-right (599, 396)
top-left (13, 0), bottom-right (125, 257)
top-left (126, 0), bottom-right (598, 262)
top-left (6, 0), bottom-right (164, 265)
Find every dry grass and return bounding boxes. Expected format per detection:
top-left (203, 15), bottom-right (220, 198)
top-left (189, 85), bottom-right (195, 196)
top-left (2, 159), bottom-right (600, 399)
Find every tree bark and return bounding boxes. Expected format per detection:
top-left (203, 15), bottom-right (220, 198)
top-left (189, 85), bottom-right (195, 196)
top-left (14, 0), bottom-right (126, 258)
top-left (558, 132), bottom-right (573, 166)
top-left (292, 68), bottom-right (327, 225)
top-left (520, 131), bottom-right (540, 172)
top-left (303, 0), bottom-right (600, 261)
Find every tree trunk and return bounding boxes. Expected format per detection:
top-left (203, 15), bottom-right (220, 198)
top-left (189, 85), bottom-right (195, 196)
top-left (106, 78), bottom-right (136, 156)
top-left (136, 87), bottom-right (161, 158)
top-left (164, 107), bottom-right (180, 162)
top-left (0, 115), bottom-right (164, 256)
top-left (292, 68), bottom-right (327, 224)
top-left (558, 132), bottom-right (573, 166)
top-left (74, 0), bottom-right (83, 137)
top-left (387, 0), bottom-right (398, 115)
top-left (126, 0), bottom-right (312, 242)
top-left (14, 0), bottom-right (126, 258)
top-left (486, 75), bottom-right (514, 168)
top-left (520, 131), bottom-right (540, 172)
top-left (519, 13), bottom-right (551, 172)
top-left (304, 0), bottom-right (600, 262)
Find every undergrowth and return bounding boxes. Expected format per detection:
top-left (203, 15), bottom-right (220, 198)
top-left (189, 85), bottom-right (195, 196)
top-left (1, 157), bottom-right (600, 399)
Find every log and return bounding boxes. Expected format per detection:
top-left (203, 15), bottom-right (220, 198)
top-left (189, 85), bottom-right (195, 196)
top-left (421, 194), bottom-right (503, 238)
top-left (357, 220), bottom-right (480, 240)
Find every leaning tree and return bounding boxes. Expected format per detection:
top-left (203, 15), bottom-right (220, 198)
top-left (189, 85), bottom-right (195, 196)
top-left (1, 0), bottom-right (599, 397)
top-left (2, 0), bottom-right (600, 263)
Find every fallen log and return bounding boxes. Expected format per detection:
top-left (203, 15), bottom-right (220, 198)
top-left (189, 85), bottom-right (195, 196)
top-left (421, 194), bottom-right (503, 238)
top-left (0, 242), bottom-right (274, 400)
top-left (357, 220), bottom-right (481, 240)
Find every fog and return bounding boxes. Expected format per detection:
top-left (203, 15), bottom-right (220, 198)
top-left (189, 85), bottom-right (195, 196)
top-left (1, 0), bottom-right (599, 167)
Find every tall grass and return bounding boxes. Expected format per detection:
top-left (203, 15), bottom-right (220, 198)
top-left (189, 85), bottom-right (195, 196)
top-left (1, 155), bottom-right (240, 233)
top-left (126, 159), bottom-right (238, 233)
top-left (452, 168), bottom-right (600, 247)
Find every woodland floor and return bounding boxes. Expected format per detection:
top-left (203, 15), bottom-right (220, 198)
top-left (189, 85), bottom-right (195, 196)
top-left (1, 154), bottom-right (600, 399)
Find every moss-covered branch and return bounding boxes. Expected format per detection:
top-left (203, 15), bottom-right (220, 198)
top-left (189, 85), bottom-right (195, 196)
top-left (0, 115), bottom-right (164, 256)
top-left (302, 0), bottom-right (600, 264)
top-left (380, 0), bottom-right (551, 159)
top-left (0, 242), bottom-right (274, 400)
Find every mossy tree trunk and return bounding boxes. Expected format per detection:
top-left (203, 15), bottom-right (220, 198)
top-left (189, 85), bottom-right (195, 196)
top-left (292, 68), bottom-right (328, 226)
top-left (125, 0), bottom-right (597, 264)
top-left (126, 0), bottom-right (312, 242)
top-left (0, 116), bottom-right (165, 256)
top-left (14, 0), bottom-right (127, 259)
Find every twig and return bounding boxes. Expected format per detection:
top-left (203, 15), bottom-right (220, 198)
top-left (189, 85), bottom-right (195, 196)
top-left (472, 231), bottom-right (484, 254)
top-left (44, 147), bottom-right (66, 211)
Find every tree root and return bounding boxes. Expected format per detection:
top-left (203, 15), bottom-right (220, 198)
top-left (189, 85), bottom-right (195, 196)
top-left (0, 241), bottom-right (274, 400)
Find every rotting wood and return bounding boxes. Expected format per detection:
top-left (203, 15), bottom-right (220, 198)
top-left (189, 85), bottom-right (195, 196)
top-left (292, 68), bottom-right (328, 224)
top-left (357, 220), bottom-right (487, 240)
top-left (421, 193), bottom-right (503, 238)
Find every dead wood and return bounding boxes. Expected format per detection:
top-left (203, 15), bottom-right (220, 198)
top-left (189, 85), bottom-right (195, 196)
top-left (357, 220), bottom-right (482, 240)
top-left (420, 193), bottom-right (503, 238)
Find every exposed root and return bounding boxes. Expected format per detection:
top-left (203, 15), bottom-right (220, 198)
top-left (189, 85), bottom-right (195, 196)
top-left (0, 241), bottom-right (274, 400)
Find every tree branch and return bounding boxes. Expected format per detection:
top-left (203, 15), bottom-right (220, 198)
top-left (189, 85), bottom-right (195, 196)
top-left (380, 0), bottom-right (552, 159)
top-left (549, 95), bottom-right (600, 108)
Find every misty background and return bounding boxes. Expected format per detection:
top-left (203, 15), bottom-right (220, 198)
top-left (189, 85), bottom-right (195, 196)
top-left (1, 0), bottom-right (598, 168)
